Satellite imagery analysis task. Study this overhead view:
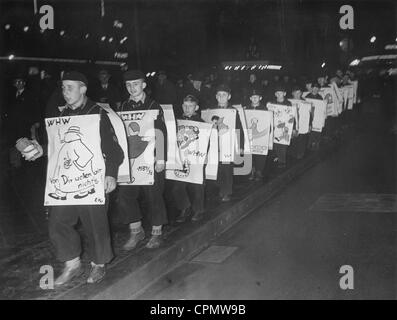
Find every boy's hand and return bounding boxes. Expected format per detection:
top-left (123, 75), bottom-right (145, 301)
top-left (24, 140), bottom-right (44, 161)
top-left (104, 176), bottom-right (117, 194)
top-left (155, 161), bottom-right (165, 172)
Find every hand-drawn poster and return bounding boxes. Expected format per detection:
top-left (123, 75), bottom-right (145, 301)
top-left (234, 104), bottom-right (251, 154)
top-left (201, 108), bottom-right (236, 163)
top-left (205, 128), bottom-right (218, 180)
top-left (320, 87), bottom-right (338, 118)
top-left (305, 98), bottom-right (327, 132)
top-left (344, 84), bottom-right (354, 110)
top-left (352, 80), bottom-right (358, 104)
top-left (118, 110), bottom-right (158, 185)
top-left (160, 104), bottom-right (183, 170)
top-left (289, 99), bottom-right (312, 134)
top-left (267, 103), bottom-right (297, 146)
top-left (166, 120), bottom-right (214, 184)
top-left (96, 103), bottom-right (130, 183)
top-left (244, 110), bottom-right (273, 155)
top-left (44, 114), bottom-right (106, 206)
top-left (331, 82), bottom-right (343, 115)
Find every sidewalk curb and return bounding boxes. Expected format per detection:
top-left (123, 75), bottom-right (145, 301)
top-left (54, 141), bottom-right (336, 300)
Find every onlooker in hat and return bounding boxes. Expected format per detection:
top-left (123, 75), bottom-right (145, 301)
top-left (153, 70), bottom-right (178, 113)
top-left (183, 72), bottom-right (204, 107)
top-left (35, 71), bottom-right (123, 286)
top-left (118, 70), bottom-right (168, 250)
top-left (89, 69), bottom-right (122, 111)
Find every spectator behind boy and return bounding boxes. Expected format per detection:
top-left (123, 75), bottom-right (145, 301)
top-left (90, 69), bottom-right (121, 110)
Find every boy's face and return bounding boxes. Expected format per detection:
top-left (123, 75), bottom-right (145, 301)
top-left (250, 95), bottom-right (262, 105)
top-left (292, 90), bottom-right (302, 100)
top-left (275, 91), bottom-right (286, 101)
top-left (62, 80), bottom-right (86, 105)
top-left (182, 101), bottom-right (198, 117)
top-left (216, 91), bottom-right (231, 105)
top-left (317, 77), bottom-right (325, 86)
top-left (312, 86), bottom-right (320, 95)
top-left (305, 83), bottom-right (312, 91)
top-left (126, 79), bottom-right (146, 98)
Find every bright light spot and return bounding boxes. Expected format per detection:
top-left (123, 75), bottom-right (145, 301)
top-left (349, 59), bottom-right (361, 66)
top-left (120, 36), bottom-right (128, 44)
top-left (5, 24), bottom-right (10, 30)
top-left (109, 37), bottom-right (113, 43)
top-left (267, 65), bottom-right (282, 70)
top-left (60, 30), bottom-right (65, 36)
top-left (146, 72), bottom-right (151, 77)
top-left (85, 33), bottom-right (90, 39)
top-left (370, 36), bottom-right (376, 43)
top-left (151, 72), bottom-right (156, 77)
top-left (23, 26), bottom-right (29, 32)
top-left (101, 36), bottom-right (106, 41)
top-left (321, 62), bottom-right (326, 68)
top-left (251, 65), bottom-right (256, 70)
top-left (8, 54), bottom-right (15, 60)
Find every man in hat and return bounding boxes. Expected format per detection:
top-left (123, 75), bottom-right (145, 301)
top-left (117, 70), bottom-right (168, 250)
top-left (153, 70), bottom-right (177, 108)
top-left (35, 71), bottom-right (124, 285)
top-left (90, 69), bottom-right (122, 111)
top-left (183, 72), bottom-right (204, 108)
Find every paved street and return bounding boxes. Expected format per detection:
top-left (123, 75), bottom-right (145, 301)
top-left (135, 100), bottom-right (397, 300)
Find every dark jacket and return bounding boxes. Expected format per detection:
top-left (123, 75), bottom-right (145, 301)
top-left (178, 113), bottom-right (205, 122)
top-left (305, 93), bottom-right (324, 101)
top-left (56, 98), bottom-right (124, 179)
top-left (244, 103), bottom-right (268, 110)
top-left (89, 83), bottom-right (122, 110)
top-left (120, 95), bottom-right (167, 163)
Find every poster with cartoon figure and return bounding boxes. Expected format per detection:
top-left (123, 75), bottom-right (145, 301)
top-left (166, 120), bottom-right (214, 184)
top-left (244, 110), bottom-right (273, 155)
top-left (201, 108), bottom-right (236, 163)
top-left (96, 103), bottom-right (130, 183)
top-left (289, 99), bottom-right (312, 134)
top-left (267, 103), bottom-right (297, 146)
top-left (44, 114), bottom-right (106, 206)
top-left (320, 87), bottom-right (338, 118)
top-left (160, 104), bottom-right (183, 170)
top-left (305, 98), bottom-right (327, 132)
top-left (118, 110), bottom-right (158, 185)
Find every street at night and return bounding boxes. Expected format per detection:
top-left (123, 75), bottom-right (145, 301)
top-left (0, 0), bottom-right (396, 305)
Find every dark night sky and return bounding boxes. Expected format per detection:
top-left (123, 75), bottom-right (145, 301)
top-left (0, 0), bottom-right (396, 76)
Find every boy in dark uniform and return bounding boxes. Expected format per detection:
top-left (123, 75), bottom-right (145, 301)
top-left (36, 71), bottom-right (124, 285)
top-left (244, 87), bottom-right (268, 181)
top-left (269, 85), bottom-right (293, 169)
top-left (305, 82), bottom-right (324, 151)
top-left (211, 84), bottom-right (245, 202)
top-left (117, 70), bottom-right (168, 250)
top-left (173, 95), bottom-right (206, 222)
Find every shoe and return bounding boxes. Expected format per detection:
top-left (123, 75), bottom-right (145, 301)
top-left (123, 228), bottom-right (145, 250)
top-left (191, 211), bottom-right (204, 221)
top-left (74, 192), bottom-right (89, 199)
top-left (87, 264), bottom-right (106, 284)
top-left (145, 235), bottom-right (163, 249)
top-left (54, 263), bottom-right (83, 287)
top-left (48, 193), bottom-right (66, 200)
top-left (221, 194), bottom-right (231, 202)
top-left (176, 207), bottom-right (192, 223)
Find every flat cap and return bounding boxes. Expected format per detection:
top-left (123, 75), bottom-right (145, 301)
top-left (274, 84), bottom-right (286, 93)
top-left (216, 83), bottom-right (231, 94)
top-left (123, 70), bottom-right (145, 81)
top-left (62, 71), bottom-right (88, 86)
top-left (249, 86), bottom-right (262, 97)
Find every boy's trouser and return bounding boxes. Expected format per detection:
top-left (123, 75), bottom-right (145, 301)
top-left (252, 155), bottom-right (267, 174)
top-left (216, 163), bottom-right (233, 196)
top-left (49, 202), bottom-right (113, 265)
top-left (308, 131), bottom-right (322, 149)
top-left (294, 134), bottom-right (308, 159)
top-left (273, 143), bottom-right (288, 164)
top-left (117, 171), bottom-right (168, 227)
top-left (172, 181), bottom-right (205, 214)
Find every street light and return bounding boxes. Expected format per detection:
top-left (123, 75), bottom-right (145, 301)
top-left (370, 36), bottom-right (376, 43)
top-left (321, 62), bottom-right (326, 68)
top-left (23, 26), bottom-right (29, 32)
top-left (101, 36), bottom-right (106, 41)
top-left (60, 30), bottom-right (65, 36)
top-left (109, 37), bottom-right (113, 43)
top-left (5, 24), bottom-right (10, 30)
top-left (8, 54), bottom-right (15, 60)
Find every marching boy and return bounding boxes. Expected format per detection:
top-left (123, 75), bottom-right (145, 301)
top-left (305, 82), bottom-right (324, 150)
top-left (269, 85), bottom-right (294, 169)
top-left (210, 84), bottom-right (244, 202)
top-left (117, 70), bottom-right (168, 250)
top-left (173, 95), bottom-right (206, 222)
top-left (244, 87), bottom-right (268, 181)
top-left (30, 71), bottom-right (124, 286)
